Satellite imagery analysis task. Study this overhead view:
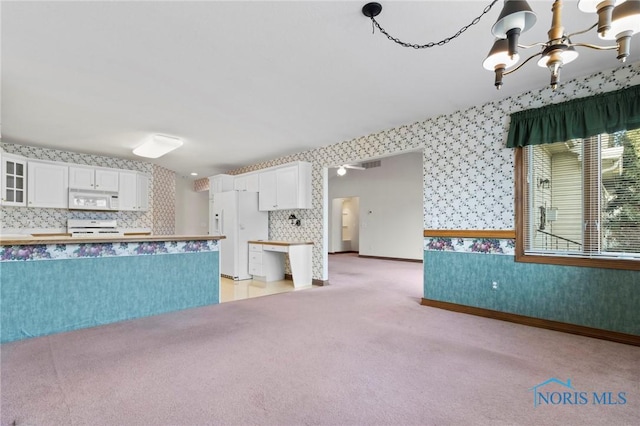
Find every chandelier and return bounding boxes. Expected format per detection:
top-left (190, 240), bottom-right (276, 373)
top-left (361, 1), bottom-right (640, 90)
top-left (483, 0), bottom-right (640, 90)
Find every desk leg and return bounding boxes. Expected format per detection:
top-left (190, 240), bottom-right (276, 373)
top-left (288, 246), bottom-right (312, 288)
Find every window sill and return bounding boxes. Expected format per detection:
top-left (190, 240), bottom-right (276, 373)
top-left (515, 252), bottom-right (640, 271)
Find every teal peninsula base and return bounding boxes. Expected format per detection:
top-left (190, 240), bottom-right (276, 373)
top-left (0, 236), bottom-right (222, 343)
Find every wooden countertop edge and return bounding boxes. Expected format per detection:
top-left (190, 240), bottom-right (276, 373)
top-left (423, 229), bottom-right (516, 239)
top-left (0, 235), bottom-right (226, 246)
top-left (248, 240), bottom-right (314, 246)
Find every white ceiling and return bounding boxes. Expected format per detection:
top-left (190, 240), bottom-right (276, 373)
top-left (2, 1), bottom-right (638, 178)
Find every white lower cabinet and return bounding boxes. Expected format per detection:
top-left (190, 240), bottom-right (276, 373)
top-left (248, 245), bottom-right (263, 276)
top-left (248, 243), bottom-right (285, 282)
top-left (27, 160), bottom-right (69, 208)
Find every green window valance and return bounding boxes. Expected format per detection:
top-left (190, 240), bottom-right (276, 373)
top-left (506, 84), bottom-right (640, 148)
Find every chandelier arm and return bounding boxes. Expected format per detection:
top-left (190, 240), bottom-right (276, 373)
top-left (503, 52), bottom-right (544, 77)
top-left (517, 42), bottom-right (548, 49)
top-left (565, 23), bottom-right (598, 40)
top-left (568, 42), bottom-right (618, 51)
top-left (367, 0), bottom-right (499, 49)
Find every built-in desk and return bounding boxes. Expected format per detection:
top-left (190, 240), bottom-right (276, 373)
top-left (248, 241), bottom-right (313, 288)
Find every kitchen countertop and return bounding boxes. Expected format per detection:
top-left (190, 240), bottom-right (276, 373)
top-left (248, 240), bottom-right (314, 246)
top-left (0, 234), bottom-right (226, 246)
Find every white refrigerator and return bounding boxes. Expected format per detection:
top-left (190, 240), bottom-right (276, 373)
top-left (210, 191), bottom-right (268, 280)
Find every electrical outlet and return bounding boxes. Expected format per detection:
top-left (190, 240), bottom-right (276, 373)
top-left (492, 281), bottom-right (499, 290)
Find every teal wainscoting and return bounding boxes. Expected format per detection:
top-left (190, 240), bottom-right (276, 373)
top-left (424, 250), bottom-right (640, 335)
top-left (1, 251), bottom-right (219, 343)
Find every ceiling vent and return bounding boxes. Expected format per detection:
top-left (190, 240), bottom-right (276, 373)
top-left (361, 160), bottom-right (381, 169)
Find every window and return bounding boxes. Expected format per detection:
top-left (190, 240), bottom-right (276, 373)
top-left (515, 128), bottom-right (640, 270)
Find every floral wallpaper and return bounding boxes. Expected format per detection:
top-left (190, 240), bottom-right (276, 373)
top-left (0, 143), bottom-right (155, 231)
top-left (217, 63), bottom-right (640, 280)
top-left (424, 237), bottom-right (515, 256)
top-left (0, 239), bottom-right (218, 262)
top-left (194, 177), bottom-right (209, 192)
top-left (152, 164), bottom-right (176, 235)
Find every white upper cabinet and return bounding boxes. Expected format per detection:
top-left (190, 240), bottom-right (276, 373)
top-left (69, 166), bottom-right (94, 190)
top-left (118, 171), bottom-right (149, 211)
top-left (69, 166), bottom-right (119, 191)
top-left (95, 169), bottom-right (119, 191)
top-left (1, 153), bottom-right (27, 207)
top-left (137, 173), bottom-right (150, 211)
top-left (209, 174), bottom-right (234, 194)
top-left (258, 170), bottom-right (277, 211)
top-left (118, 171), bottom-right (137, 210)
top-left (27, 160), bottom-right (69, 208)
top-left (258, 162), bottom-right (312, 211)
top-left (233, 173), bottom-right (259, 192)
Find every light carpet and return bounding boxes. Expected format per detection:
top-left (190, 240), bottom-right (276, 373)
top-left (1, 253), bottom-right (638, 425)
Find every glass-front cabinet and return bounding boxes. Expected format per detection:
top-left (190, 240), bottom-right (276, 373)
top-left (1, 153), bottom-right (27, 206)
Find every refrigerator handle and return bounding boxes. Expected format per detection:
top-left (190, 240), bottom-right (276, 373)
top-left (220, 210), bottom-right (224, 235)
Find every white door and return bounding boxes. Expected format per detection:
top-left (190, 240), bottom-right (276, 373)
top-left (258, 170), bottom-right (277, 210)
top-left (1, 155), bottom-right (27, 206)
top-left (28, 161), bottom-right (69, 208)
top-left (137, 174), bottom-right (150, 211)
top-left (69, 166), bottom-right (95, 189)
top-left (95, 169), bottom-right (119, 191)
top-left (118, 171), bottom-right (137, 210)
top-left (276, 165), bottom-right (298, 209)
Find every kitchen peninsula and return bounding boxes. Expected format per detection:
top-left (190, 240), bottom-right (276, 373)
top-left (0, 234), bottom-right (224, 343)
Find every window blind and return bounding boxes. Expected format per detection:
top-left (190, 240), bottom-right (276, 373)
top-left (523, 129), bottom-right (640, 260)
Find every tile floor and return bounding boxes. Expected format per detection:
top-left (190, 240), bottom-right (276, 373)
top-left (219, 277), bottom-right (314, 303)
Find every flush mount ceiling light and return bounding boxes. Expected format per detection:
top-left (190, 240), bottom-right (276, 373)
top-left (337, 166), bottom-right (347, 176)
top-left (483, 0), bottom-right (640, 90)
top-left (133, 134), bottom-right (183, 159)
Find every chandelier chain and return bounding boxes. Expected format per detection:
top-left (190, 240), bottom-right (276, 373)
top-left (369, 0), bottom-right (499, 49)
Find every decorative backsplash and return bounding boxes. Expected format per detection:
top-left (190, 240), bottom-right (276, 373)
top-left (223, 63), bottom-right (640, 279)
top-left (0, 143), bottom-right (155, 231)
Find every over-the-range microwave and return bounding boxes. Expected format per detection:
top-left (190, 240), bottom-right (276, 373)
top-left (68, 189), bottom-right (119, 211)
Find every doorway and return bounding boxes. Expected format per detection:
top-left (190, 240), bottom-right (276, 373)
top-left (325, 150), bottom-right (424, 282)
top-left (329, 197), bottom-right (360, 254)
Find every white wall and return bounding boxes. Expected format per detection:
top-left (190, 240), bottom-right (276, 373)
top-left (175, 176), bottom-right (209, 235)
top-left (329, 197), bottom-right (361, 253)
top-left (328, 151), bottom-right (423, 260)
top-left (343, 197), bottom-right (360, 252)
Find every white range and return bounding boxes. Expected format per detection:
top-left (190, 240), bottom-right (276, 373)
top-left (67, 219), bottom-right (124, 237)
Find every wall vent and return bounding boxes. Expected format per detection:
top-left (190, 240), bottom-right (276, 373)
top-left (361, 160), bottom-right (381, 169)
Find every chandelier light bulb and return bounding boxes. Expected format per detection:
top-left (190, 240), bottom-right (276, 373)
top-left (482, 0), bottom-right (640, 90)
